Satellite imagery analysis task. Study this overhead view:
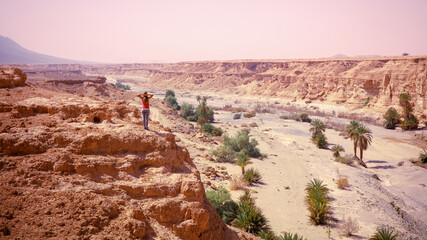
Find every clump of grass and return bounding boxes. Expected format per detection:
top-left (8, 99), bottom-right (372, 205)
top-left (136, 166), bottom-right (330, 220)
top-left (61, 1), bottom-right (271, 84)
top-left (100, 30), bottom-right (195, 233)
top-left (244, 168), bottom-right (262, 185)
top-left (249, 122), bottom-right (258, 127)
top-left (305, 178), bottom-right (331, 225)
top-left (336, 176), bottom-right (349, 190)
top-left (211, 145), bottom-right (237, 163)
top-left (244, 111), bottom-right (256, 118)
top-left (229, 176), bottom-right (248, 191)
top-left (369, 227), bottom-right (398, 240)
top-left (278, 233), bottom-right (307, 240)
top-left (419, 149), bottom-right (427, 163)
top-left (335, 154), bottom-right (354, 166)
top-left (339, 216), bottom-right (360, 237)
top-left (201, 123), bottom-right (223, 136)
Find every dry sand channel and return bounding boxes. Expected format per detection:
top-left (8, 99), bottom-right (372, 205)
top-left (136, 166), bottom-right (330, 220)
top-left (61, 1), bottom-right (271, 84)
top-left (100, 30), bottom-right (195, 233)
top-left (172, 92), bottom-right (427, 240)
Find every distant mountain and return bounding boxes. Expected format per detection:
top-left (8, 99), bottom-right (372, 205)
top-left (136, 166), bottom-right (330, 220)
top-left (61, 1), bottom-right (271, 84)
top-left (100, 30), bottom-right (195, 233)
top-left (331, 54), bottom-right (348, 58)
top-left (0, 35), bottom-right (81, 64)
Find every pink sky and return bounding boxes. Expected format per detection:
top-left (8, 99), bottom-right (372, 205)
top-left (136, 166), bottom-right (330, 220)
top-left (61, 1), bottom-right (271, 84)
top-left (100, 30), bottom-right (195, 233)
top-left (1, 0), bottom-right (427, 63)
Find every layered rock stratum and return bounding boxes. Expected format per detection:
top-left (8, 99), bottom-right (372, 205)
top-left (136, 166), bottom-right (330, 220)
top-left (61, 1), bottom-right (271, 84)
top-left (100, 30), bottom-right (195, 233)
top-left (0, 78), bottom-right (256, 239)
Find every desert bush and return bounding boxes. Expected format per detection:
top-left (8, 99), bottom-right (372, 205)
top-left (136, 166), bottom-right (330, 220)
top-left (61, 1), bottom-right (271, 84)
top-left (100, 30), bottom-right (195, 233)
top-left (382, 107), bottom-right (400, 129)
top-left (309, 119), bottom-right (326, 136)
top-left (336, 176), bottom-right (349, 189)
top-left (180, 103), bottom-right (195, 119)
top-left (206, 187), bottom-right (239, 224)
top-left (419, 149), bottom-right (427, 163)
top-left (202, 123), bottom-right (223, 136)
top-left (244, 168), bottom-right (262, 185)
top-left (278, 233), bottom-right (306, 240)
top-left (241, 123), bottom-right (248, 127)
top-left (212, 145), bottom-right (237, 163)
top-left (339, 216), bottom-right (360, 237)
top-left (335, 154), bottom-right (354, 166)
top-left (239, 190), bottom-right (255, 206)
top-left (305, 178), bottom-right (331, 225)
top-left (364, 97), bottom-right (372, 107)
top-left (369, 227), bottom-right (398, 240)
top-left (165, 90), bottom-right (175, 98)
top-left (244, 111), bottom-right (256, 118)
top-left (223, 131), bottom-right (263, 158)
top-left (115, 82), bottom-right (130, 90)
top-left (298, 113), bottom-right (311, 122)
top-left (312, 132), bottom-right (328, 149)
top-left (232, 202), bottom-right (270, 235)
top-left (249, 122), bottom-right (258, 127)
top-left (400, 114), bottom-right (419, 130)
top-left (331, 145), bottom-right (345, 157)
top-left (234, 113), bottom-right (242, 119)
top-left (164, 90), bottom-right (180, 110)
top-left (229, 176), bottom-right (248, 190)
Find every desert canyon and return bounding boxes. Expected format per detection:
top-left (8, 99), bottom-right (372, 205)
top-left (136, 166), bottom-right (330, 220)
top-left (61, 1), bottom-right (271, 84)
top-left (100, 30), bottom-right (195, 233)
top-left (1, 56), bottom-right (427, 240)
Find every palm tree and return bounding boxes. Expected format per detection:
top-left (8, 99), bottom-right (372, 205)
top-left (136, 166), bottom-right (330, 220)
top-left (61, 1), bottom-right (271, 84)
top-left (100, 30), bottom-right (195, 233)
top-left (399, 93), bottom-right (413, 119)
top-left (331, 145), bottom-right (345, 157)
top-left (354, 124), bottom-right (373, 168)
top-left (309, 119), bottom-right (325, 137)
top-left (383, 107), bottom-right (400, 129)
top-left (345, 120), bottom-right (360, 157)
top-left (236, 152), bottom-right (250, 175)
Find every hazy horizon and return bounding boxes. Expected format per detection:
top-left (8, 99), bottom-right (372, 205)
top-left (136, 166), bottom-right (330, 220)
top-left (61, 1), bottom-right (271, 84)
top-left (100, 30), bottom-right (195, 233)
top-left (1, 0), bottom-right (427, 63)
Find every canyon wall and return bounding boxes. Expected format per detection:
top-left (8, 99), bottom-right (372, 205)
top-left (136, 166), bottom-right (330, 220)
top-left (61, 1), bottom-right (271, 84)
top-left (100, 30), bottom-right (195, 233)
top-left (6, 56), bottom-right (427, 115)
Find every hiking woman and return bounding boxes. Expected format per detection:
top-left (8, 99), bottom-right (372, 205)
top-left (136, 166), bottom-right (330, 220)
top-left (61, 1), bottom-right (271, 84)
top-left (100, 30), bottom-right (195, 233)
top-left (138, 92), bottom-right (154, 130)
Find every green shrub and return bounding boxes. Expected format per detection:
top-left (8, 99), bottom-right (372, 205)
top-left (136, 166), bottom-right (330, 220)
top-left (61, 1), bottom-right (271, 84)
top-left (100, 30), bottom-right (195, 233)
top-left (202, 123), bottom-right (223, 137)
top-left (419, 149), bottom-right (427, 163)
top-left (364, 97), bottom-right (371, 107)
top-left (258, 230), bottom-right (278, 240)
top-left (212, 144), bottom-right (237, 163)
top-left (400, 114), bottom-right (418, 130)
top-left (165, 95), bottom-right (181, 110)
top-left (232, 203), bottom-right (270, 235)
top-left (331, 144), bottom-right (344, 157)
top-left (115, 82), bottom-right (131, 90)
top-left (244, 168), bottom-right (262, 185)
top-left (382, 108), bottom-right (400, 129)
top-left (223, 131), bottom-right (263, 158)
top-left (369, 227), bottom-right (398, 240)
top-left (239, 190), bottom-right (255, 206)
top-left (206, 187), bottom-right (239, 224)
top-left (278, 233), bottom-right (306, 240)
top-left (180, 103), bottom-right (195, 119)
top-left (312, 132), bottom-right (328, 149)
top-left (298, 113), bottom-right (311, 122)
top-left (165, 90), bottom-right (175, 98)
top-left (305, 178), bottom-right (331, 225)
top-left (211, 126), bottom-right (223, 136)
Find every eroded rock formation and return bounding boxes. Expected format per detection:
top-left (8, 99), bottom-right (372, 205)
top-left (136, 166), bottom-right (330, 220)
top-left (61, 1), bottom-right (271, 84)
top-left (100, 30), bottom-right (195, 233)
top-left (0, 83), bottom-right (256, 239)
top-left (0, 68), bottom-right (27, 88)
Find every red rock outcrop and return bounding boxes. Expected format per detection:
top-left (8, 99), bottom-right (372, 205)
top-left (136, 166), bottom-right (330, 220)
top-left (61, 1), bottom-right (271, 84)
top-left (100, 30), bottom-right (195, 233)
top-left (0, 68), bottom-right (27, 88)
top-left (0, 83), bottom-right (256, 239)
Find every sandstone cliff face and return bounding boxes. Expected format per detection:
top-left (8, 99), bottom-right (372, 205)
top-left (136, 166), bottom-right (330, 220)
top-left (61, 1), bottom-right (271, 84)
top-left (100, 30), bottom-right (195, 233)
top-left (0, 68), bottom-right (27, 88)
top-left (0, 84), bottom-right (254, 239)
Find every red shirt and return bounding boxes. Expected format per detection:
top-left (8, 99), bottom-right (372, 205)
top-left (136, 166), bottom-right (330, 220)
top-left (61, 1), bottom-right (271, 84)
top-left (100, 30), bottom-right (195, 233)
top-left (142, 100), bottom-right (149, 110)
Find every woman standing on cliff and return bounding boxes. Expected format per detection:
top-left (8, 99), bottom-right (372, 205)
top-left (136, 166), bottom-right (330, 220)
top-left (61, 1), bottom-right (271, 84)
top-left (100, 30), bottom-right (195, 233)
top-left (138, 92), bottom-right (154, 130)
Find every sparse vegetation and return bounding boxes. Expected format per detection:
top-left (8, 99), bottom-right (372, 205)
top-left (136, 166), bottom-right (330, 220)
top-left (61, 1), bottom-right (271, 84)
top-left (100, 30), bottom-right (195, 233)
top-left (165, 90), bottom-right (181, 110)
top-left (312, 132), bottom-right (328, 149)
top-left (336, 176), bottom-right (349, 189)
top-left (278, 233), bottom-right (307, 240)
top-left (310, 119), bottom-right (328, 149)
top-left (244, 168), bottom-right (262, 185)
top-left (236, 152), bottom-right (250, 175)
top-left (223, 131), bottom-right (264, 158)
top-left (305, 178), bottom-right (331, 225)
top-left (206, 187), bottom-right (239, 224)
top-left (369, 227), bottom-right (398, 240)
top-left (335, 154), bottom-right (354, 166)
top-left (419, 149), bottom-right (427, 163)
top-left (179, 97), bottom-right (214, 124)
top-left (244, 111), bottom-right (256, 118)
top-left (179, 103), bottom-right (195, 119)
top-left (339, 216), bottom-right (360, 237)
top-left (211, 145), bottom-right (237, 163)
top-left (298, 113), bottom-right (311, 122)
top-left (232, 191), bottom-right (270, 235)
top-left (364, 97), bottom-right (371, 107)
top-left (229, 176), bottom-right (248, 190)
top-left (399, 93), bottom-right (418, 130)
top-left (115, 82), bottom-right (131, 90)
top-left (201, 123), bottom-right (223, 136)
top-left (383, 107), bottom-right (400, 129)
top-left (331, 144), bottom-right (345, 157)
